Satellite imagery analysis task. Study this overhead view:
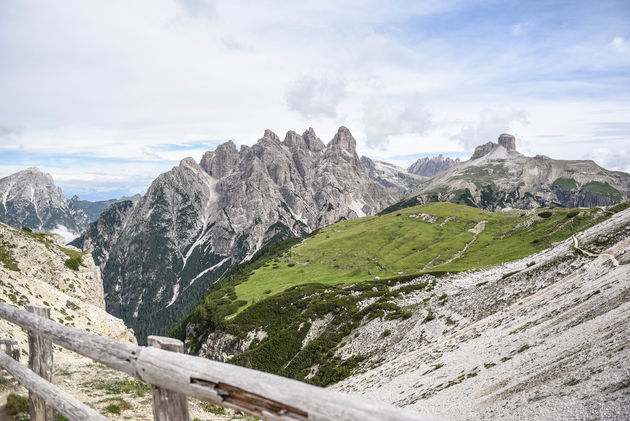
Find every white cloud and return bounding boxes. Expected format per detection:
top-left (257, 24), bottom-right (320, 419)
top-left (51, 225), bottom-right (78, 243)
top-left (285, 76), bottom-right (347, 119)
top-left (451, 108), bottom-right (529, 149)
top-left (363, 96), bottom-right (433, 149)
top-left (610, 36), bottom-right (626, 52)
top-left (0, 0), bottom-right (628, 198)
top-left (589, 147), bottom-right (630, 173)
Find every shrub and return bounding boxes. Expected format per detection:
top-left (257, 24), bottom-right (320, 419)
top-left (21, 226), bottom-right (32, 233)
top-left (383, 329), bottom-right (391, 337)
top-left (64, 256), bottom-right (83, 270)
top-left (526, 261), bottom-right (536, 267)
top-left (5, 393), bottom-right (28, 415)
top-left (502, 270), bottom-right (520, 279)
top-left (566, 211), bottom-right (579, 218)
top-left (424, 308), bottom-right (435, 322)
top-left (538, 211), bottom-right (553, 218)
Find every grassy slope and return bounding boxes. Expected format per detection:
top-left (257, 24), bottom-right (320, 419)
top-left (235, 202), bottom-right (607, 310)
top-left (171, 202), bottom-right (618, 387)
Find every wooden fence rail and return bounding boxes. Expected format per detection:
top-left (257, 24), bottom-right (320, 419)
top-left (0, 302), bottom-right (428, 421)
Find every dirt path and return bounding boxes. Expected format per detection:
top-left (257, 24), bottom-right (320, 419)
top-left (423, 220), bottom-right (486, 270)
top-left (572, 235), bottom-right (619, 266)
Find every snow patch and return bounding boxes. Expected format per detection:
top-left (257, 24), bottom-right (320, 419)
top-left (349, 198), bottom-right (366, 217)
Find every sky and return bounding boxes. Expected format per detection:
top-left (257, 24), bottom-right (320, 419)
top-left (1, 0), bottom-right (629, 200)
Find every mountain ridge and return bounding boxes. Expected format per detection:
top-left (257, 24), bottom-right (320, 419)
top-left (81, 126), bottom-right (405, 342)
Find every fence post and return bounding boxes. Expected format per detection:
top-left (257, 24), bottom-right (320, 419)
top-left (26, 305), bottom-right (54, 421)
top-left (148, 336), bottom-right (190, 421)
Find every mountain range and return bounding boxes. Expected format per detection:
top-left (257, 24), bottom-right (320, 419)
top-left (2, 129), bottom-right (629, 344)
top-left (395, 134), bottom-right (630, 211)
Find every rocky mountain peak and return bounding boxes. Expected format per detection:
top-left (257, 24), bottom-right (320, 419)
top-left (407, 154), bottom-right (461, 177)
top-left (283, 130), bottom-right (307, 150)
top-left (471, 133), bottom-right (518, 160)
top-left (303, 127), bottom-right (325, 152)
top-left (200, 140), bottom-right (238, 178)
top-left (263, 129), bottom-right (281, 143)
top-left (498, 133), bottom-right (516, 150)
top-left (329, 126), bottom-right (356, 153)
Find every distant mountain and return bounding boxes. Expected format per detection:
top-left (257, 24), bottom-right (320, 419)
top-left (407, 154), bottom-right (460, 177)
top-left (388, 133), bottom-right (630, 212)
top-left (0, 167), bottom-right (80, 236)
top-left (81, 127), bottom-right (404, 342)
top-left (360, 156), bottom-right (426, 192)
top-left (0, 167), bottom-right (141, 240)
top-left (69, 194), bottom-right (141, 230)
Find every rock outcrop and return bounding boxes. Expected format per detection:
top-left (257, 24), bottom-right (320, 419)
top-left (0, 222), bottom-right (135, 354)
top-left (81, 127), bottom-right (402, 342)
top-left (407, 154), bottom-right (461, 177)
top-left (406, 133), bottom-right (630, 210)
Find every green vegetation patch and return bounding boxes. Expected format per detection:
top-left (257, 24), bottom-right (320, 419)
top-left (552, 177), bottom-right (578, 190)
top-left (5, 393), bottom-right (28, 415)
top-left (58, 246), bottom-right (86, 271)
top-left (581, 181), bottom-right (621, 199)
top-left (233, 203), bottom-right (607, 310)
top-left (0, 239), bottom-right (20, 271)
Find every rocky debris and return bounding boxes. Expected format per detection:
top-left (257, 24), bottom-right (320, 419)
top-left (410, 133), bottom-right (630, 209)
top-left (407, 155), bottom-right (461, 177)
top-left (331, 207), bottom-right (630, 420)
top-left (81, 126), bottom-right (403, 342)
top-left (361, 156), bottom-right (425, 192)
top-left (0, 222), bottom-right (135, 356)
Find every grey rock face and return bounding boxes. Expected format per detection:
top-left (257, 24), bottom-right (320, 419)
top-left (0, 168), bottom-right (80, 236)
top-left (82, 126), bottom-right (402, 342)
top-left (407, 154), bottom-right (461, 177)
top-left (470, 142), bottom-right (499, 160)
top-left (407, 134), bottom-right (630, 210)
top-left (361, 156), bottom-right (426, 192)
top-left (498, 133), bottom-right (516, 150)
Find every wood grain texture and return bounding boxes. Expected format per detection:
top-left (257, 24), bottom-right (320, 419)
top-left (137, 347), bottom-right (430, 421)
top-left (0, 303), bottom-right (140, 376)
top-left (27, 305), bottom-right (53, 421)
top-left (148, 336), bottom-right (190, 421)
top-left (0, 351), bottom-right (109, 421)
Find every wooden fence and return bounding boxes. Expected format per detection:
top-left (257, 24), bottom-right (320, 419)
top-left (0, 302), bottom-right (428, 421)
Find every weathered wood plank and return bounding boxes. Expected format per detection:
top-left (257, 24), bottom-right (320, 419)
top-left (27, 305), bottom-right (53, 421)
top-left (0, 339), bottom-right (20, 361)
top-left (0, 351), bottom-right (108, 421)
top-left (137, 347), bottom-right (429, 421)
top-left (0, 303), bottom-right (140, 376)
top-left (148, 336), bottom-right (190, 421)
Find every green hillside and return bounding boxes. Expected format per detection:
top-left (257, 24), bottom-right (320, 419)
top-left (234, 202), bottom-right (607, 310)
top-left (171, 202), bottom-right (616, 387)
